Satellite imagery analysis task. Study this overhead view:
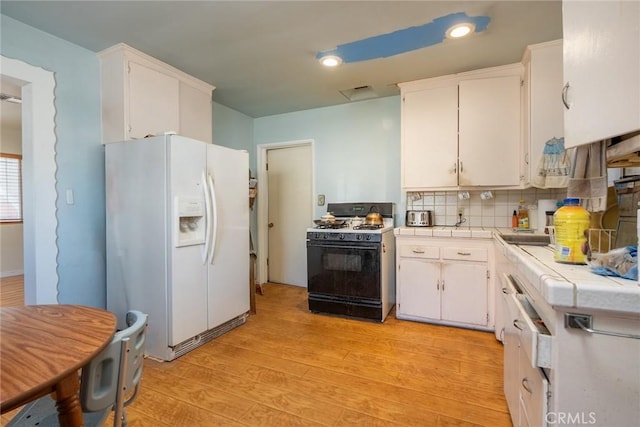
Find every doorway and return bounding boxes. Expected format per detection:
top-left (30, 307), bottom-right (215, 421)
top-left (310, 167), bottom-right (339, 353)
top-left (257, 140), bottom-right (313, 287)
top-left (1, 55), bottom-right (58, 304)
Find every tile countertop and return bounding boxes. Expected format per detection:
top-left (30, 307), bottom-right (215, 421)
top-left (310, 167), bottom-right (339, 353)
top-left (498, 236), bottom-right (640, 315)
top-left (394, 226), bottom-right (493, 239)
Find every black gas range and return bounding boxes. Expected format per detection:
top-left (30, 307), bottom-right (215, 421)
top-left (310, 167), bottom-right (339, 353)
top-left (306, 202), bottom-right (396, 322)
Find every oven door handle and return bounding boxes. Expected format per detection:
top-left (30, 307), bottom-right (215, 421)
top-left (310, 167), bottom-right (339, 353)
top-left (307, 243), bottom-right (379, 251)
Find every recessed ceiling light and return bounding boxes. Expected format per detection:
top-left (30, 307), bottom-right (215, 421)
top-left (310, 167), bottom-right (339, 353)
top-left (319, 55), bottom-right (342, 67)
top-left (446, 23), bottom-right (475, 39)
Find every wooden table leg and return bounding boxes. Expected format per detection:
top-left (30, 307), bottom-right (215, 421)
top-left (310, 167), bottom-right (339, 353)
top-left (53, 372), bottom-right (83, 427)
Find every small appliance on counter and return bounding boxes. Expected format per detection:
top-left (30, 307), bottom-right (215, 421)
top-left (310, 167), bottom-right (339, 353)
top-left (405, 210), bottom-right (433, 227)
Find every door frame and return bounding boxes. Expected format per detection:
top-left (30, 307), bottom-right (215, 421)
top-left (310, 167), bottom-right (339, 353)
top-left (256, 140), bottom-right (314, 286)
top-left (1, 55), bottom-right (59, 304)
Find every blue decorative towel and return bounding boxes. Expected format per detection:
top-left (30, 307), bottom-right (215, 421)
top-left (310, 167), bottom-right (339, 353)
top-left (590, 246), bottom-right (638, 281)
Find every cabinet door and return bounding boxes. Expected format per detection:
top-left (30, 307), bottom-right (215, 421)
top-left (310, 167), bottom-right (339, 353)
top-left (440, 262), bottom-right (488, 326)
top-left (459, 76), bottom-right (521, 186)
top-left (563, 1), bottom-right (640, 148)
top-left (528, 41), bottom-right (564, 185)
top-left (402, 86), bottom-right (458, 189)
top-left (397, 258), bottom-right (440, 319)
top-left (128, 61), bottom-right (180, 139)
top-left (179, 81), bottom-right (212, 143)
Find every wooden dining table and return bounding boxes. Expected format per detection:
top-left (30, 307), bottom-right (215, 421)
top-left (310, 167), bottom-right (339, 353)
top-left (1, 304), bottom-right (116, 426)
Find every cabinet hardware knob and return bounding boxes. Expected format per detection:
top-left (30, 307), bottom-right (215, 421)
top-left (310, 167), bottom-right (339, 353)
top-left (521, 378), bottom-right (533, 394)
top-left (268, 222), bottom-right (274, 228)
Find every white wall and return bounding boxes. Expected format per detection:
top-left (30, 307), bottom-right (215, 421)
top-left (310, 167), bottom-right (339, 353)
top-left (0, 98), bottom-right (23, 277)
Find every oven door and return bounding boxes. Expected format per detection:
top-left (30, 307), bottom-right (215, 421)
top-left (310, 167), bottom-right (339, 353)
top-left (306, 240), bottom-right (381, 300)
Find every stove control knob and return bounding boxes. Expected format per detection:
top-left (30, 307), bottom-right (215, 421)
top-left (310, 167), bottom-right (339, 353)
top-left (339, 234), bottom-right (345, 240)
top-left (366, 234), bottom-right (372, 240)
top-left (356, 234), bottom-right (363, 240)
top-left (323, 234), bottom-right (329, 239)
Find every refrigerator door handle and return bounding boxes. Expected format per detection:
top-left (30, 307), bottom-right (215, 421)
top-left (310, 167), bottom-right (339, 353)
top-left (202, 170), bottom-right (212, 264)
top-left (208, 173), bottom-right (219, 265)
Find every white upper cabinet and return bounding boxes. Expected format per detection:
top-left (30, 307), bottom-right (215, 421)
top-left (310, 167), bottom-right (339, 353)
top-left (458, 75), bottom-right (521, 187)
top-left (99, 43), bottom-right (215, 143)
top-left (400, 63), bottom-right (523, 191)
top-left (562, 1), bottom-right (640, 148)
top-left (522, 40), bottom-right (564, 187)
top-left (128, 61), bottom-right (180, 140)
top-left (402, 84), bottom-right (459, 188)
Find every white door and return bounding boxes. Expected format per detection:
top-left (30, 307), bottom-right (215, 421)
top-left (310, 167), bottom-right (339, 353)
top-left (398, 259), bottom-right (440, 319)
top-left (168, 137), bottom-right (208, 344)
top-left (128, 61), bottom-right (179, 139)
top-left (458, 76), bottom-right (521, 186)
top-left (563, 0), bottom-right (640, 148)
top-left (206, 143), bottom-right (249, 328)
top-left (267, 145), bottom-right (312, 286)
top-left (441, 262), bottom-right (488, 326)
top-left (402, 86), bottom-right (458, 189)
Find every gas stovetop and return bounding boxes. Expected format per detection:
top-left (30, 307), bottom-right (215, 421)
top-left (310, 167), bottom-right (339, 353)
top-left (308, 202), bottom-right (395, 235)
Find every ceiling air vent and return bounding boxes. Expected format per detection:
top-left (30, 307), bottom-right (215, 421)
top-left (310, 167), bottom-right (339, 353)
top-left (339, 85), bottom-right (378, 102)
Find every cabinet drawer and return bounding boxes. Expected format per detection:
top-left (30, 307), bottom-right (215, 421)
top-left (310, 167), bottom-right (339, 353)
top-left (442, 247), bottom-right (487, 262)
top-left (514, 294), bottom-right (552, 369)
top-left (519, 353), bottom-right (550, 427)
top-left (399, 245), bottom-right (439, 259)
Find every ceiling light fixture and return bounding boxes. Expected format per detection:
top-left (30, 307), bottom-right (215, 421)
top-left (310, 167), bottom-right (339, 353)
top-left (446, 23), bottom-right (475, 39)
top-left (318, 55), bottom-right (342, 67)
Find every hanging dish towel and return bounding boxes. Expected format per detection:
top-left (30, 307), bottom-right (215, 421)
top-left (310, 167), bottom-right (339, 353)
top-left (532, 137), bottom-right (571, 188)
top-left (567, 140), bottom-right (608, 212)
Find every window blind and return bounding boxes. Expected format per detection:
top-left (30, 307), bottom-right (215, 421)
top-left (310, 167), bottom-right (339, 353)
top-left (0, 153), bottom-right (22, 222)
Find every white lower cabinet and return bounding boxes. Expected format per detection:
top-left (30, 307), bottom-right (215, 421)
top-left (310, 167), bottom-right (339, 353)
top-left (396, 237), bottom-right (492, 329)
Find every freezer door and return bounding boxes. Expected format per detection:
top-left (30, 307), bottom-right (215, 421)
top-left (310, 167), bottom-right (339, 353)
top-left (206, 144), bottom-right (250, 329)
top-left (168, 136), bottom-right (209, 345)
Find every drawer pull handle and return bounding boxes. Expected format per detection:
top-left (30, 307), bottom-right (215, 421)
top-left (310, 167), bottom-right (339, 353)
top-left (513, 320), bottom-right (524, 331)
top-left (566, 313), bottom-right (640, 340)
top-left (457, 252), bottom-right (471, 256)
top-left (521, 378), bottom-right (533, 394)
top-left (412, 249), bottom-right (425, 254)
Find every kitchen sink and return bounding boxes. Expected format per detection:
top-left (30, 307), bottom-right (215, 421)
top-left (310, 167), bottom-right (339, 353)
top-left (500, 233), bottom-right (551, 246)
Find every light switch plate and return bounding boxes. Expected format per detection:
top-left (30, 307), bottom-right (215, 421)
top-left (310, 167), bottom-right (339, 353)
top-left (317, 194), bottom-right (325, 206)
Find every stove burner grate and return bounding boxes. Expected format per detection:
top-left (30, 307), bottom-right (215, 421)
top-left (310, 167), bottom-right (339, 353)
top-left (353, 224), bottom-right (383, 230)
top-left (314, 222), bottom-right (349, 229)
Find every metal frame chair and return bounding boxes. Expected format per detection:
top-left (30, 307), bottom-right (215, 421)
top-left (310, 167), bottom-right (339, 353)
top-left (7, 310), bottom-right (148, 427)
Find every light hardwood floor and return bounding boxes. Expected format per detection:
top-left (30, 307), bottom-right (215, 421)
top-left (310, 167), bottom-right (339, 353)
top-left (1, 278), bottom-right (511, 426)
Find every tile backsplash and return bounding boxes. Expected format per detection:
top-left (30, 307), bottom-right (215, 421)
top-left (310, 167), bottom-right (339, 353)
top-left (406, 189), bottom-right (568, 228)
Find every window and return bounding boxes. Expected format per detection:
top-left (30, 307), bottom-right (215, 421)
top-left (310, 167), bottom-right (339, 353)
top-left (0, 153), bottom-right (22, 223)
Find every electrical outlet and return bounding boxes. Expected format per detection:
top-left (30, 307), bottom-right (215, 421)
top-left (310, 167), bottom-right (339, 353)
top-left (457, 207), bottom-right (464, 216)
top-left (317, 194), bottom-right (325, 206)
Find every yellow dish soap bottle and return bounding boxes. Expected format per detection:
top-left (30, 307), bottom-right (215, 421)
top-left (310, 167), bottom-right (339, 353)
top-left (518, 199), bottom-right (529, 229)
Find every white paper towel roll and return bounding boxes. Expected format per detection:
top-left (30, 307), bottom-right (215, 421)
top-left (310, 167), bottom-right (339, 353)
top-left (537, 199), bottom-right (557, 232)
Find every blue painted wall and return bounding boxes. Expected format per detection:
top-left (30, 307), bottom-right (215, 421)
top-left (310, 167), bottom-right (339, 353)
top-left (253, 97), bottom-right (403, 223)
top-left (1, 15), bottom-right (105, 307)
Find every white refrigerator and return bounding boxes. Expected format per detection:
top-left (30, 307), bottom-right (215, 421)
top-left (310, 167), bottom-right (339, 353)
top-left (105, 134), bottom-right (249, 361)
